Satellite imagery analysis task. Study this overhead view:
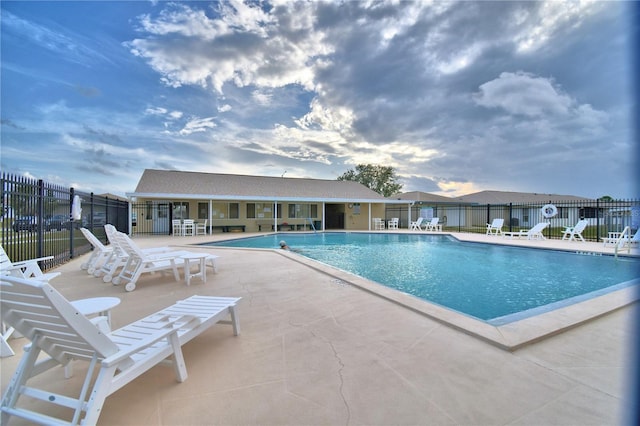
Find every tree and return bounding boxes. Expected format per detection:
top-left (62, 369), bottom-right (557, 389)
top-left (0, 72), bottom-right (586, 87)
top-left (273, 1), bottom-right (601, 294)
top-left (337, 164), bottom-right (403, 197)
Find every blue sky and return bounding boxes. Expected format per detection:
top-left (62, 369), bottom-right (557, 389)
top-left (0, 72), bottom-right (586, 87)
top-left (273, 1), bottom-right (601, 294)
top-left (1, 1), bottom-right (637, 199)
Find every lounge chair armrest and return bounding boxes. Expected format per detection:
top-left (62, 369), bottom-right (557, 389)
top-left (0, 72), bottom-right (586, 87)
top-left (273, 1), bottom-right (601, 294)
top-left (102, 315), bottom-right (200, 366)
top-left (11, 256), bottom-right (54, 267)
top-left (145, 251), bottom-right (187, 261)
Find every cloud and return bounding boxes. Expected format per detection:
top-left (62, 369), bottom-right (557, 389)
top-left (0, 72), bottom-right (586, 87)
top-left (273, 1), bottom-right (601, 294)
top-left (178, 117), bottom-right (217, 135)
top-left (1, 1), bottom-right (632, 198)
top-left (1, 9), bottom-right (112, 66)
top-left (474, 71), bottom-right (573, 117)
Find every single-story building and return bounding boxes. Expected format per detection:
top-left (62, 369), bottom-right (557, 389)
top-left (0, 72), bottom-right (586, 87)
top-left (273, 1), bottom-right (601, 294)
top-left (126, 169), bottom-right (411, 234)
top-left (390, 190), bottom-right (599, 230)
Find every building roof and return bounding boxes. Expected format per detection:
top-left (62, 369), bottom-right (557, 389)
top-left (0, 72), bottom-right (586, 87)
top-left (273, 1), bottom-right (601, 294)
top-left (128, 169), bottom-right (404, 203)
top-left (392, 190), bottom-right (593, 204)
top-left (453, 190), bottom-right (593, 204)
top-left (392, 191), bottom-right (459, 203)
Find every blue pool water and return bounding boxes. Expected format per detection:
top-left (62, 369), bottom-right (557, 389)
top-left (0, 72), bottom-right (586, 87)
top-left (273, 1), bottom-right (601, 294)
top-left (204, 233), bottom-right (640, 323)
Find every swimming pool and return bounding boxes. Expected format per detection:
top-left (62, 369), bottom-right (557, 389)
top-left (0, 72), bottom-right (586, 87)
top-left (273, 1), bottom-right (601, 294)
top-left (204, 233), bottom-right (640, 324)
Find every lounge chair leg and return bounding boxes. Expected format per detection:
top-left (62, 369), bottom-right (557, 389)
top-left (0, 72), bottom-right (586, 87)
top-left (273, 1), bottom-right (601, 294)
top-left (169, 332), bottom-right (188, 382)
top-left (229, 306), bottom-right (240, 336)
top-left (83, 365), bottom-right (118, 425)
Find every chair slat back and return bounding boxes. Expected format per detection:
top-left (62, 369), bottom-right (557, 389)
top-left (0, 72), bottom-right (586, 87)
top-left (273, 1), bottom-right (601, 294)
top-left (0, 276), bottom-right (119, 363)
top-left (574, 220), bottom-right (589, 233)
top-left (112, 231), bottom-right (146, 259)
top-left (81, 227), bottom-right (107, 250)
top-left (530, 222), bottom-right (549, 234)
top-left (0, 245), bottom-right (13, 272)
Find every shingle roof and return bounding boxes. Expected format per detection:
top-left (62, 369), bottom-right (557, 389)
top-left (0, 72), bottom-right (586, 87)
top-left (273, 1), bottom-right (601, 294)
top-left (128, 169), bottom-right (391, 202)
top-left (453, 190), bottom-right (593, 204)
top-left (392, 190), bottom-right (593, 204)
top-left (392, 191), bottom-right (459, 203)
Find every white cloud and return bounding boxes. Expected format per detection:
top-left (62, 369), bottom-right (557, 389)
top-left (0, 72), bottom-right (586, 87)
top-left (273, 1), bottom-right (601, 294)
top-left (179, 117), bottom-right (217, 135)
top-left (474, 72), bottom-right (574, 117)
top-left (514, 0), bottom-right (606, 53)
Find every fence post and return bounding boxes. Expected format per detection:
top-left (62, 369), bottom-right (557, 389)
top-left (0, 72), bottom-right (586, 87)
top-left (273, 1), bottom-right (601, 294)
top-left (596, 198), bottom-right (601, 241)
top-left (508, 203), bottom-right (513, 232)
top-left (37, 179), bottom-right (45, 259)
top-left (70, 187), bottom-right (75, 258)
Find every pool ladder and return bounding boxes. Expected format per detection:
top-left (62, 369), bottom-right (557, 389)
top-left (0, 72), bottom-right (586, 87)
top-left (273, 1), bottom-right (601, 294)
top-left (307, 218), bottom-right (317, 233)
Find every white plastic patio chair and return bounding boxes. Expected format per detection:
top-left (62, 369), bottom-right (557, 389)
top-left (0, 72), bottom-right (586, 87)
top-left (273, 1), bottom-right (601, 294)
top-left (503, 222), bottom-right (549, 240)
top-left (183, 219), bottom-right (195, 236)
top-left (172, 219), bottom-right (183, 236)
top-left (410, 217), bottom-right (424, 231)
top-left (0, 275), bottom-right (240, 425)
top-left (79, 227), bottom-right (114, 274)
top-left (1, 245), bottom-right (62, 358)
top-left (0, 245), bottom-right (60, 282)
top-left (373, 218), bottom-right (385, 230)
top-left (486, 218), bottom-right (504, 236)
top-left (387, 218), bottom-right (399, 230)
top-left (424, 217), bottom-right (440, 232)
top-left (561, 219), bottom-right (589, 242)
top-left (196, 219), bottom-right (208, 235)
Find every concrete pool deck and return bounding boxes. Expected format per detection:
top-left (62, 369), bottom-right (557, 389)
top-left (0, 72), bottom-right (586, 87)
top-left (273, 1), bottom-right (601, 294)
top-left (1, 230), bottom-right (638, 425)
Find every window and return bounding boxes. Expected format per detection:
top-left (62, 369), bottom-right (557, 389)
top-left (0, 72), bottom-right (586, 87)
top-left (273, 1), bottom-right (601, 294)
top-left (556, 207), bottom-right (569, 219)
top-left (580, 207), bottom-right (601, 219)
top-left (287, 203), bottom-right (318, 218)
top-left (172, 202), bottom-right (189, 220)
top-left (212, 202), bottom-right (240, 219)
top-left (247, 203), bottom-right (256, 219)
top-left (198, 202), bottom-right (208, 220)
top-left (229, 203), bottom-right (239, 219)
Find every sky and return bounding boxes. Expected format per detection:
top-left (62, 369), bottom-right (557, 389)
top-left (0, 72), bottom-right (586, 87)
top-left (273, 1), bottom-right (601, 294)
top-left (1, 0), bottom-right (637, 199)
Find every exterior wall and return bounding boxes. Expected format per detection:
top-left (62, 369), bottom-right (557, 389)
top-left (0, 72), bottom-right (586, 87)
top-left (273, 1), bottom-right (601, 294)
top-left (342, 203), bottom-right (386, 230)
top-left (133, 198), bottom-right (388, 232)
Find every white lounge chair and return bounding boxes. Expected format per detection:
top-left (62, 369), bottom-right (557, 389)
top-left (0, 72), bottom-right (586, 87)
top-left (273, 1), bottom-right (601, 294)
top-left (0, 275), bottom-right (240, 425)
top-left (424, 217), bottom-right (440, 232)
top-left (503, 222), bottom-right (549, 240)
top-left (626, 229), bottom-right (640, 250)
top-left (109, 231), bottom-right (185, 291)
top-left (1, 246), bottom-right (62, 358)
top-left (80, 228), bottom-right (114, 274)
top-left (561, 219), bottom-right (589, 242)
top-left (94, 225), bottom-right (175, 283)
top-left (604, 227), bottom-right (639, 252)
top-left (0, 245), bottom-right (60, 282)
top-left (602, 226), bottom-right (630, 247)
top-left (410, 217), bottom-right (424, 231)
top-left (486, 218), bottom-right (504, 236)
top-left (109, 231), bottom-right (219, 291)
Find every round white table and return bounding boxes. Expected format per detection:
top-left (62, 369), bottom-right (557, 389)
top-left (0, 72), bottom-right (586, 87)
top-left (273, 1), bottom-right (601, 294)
top-left (70, 297), bottom-right (121, 327)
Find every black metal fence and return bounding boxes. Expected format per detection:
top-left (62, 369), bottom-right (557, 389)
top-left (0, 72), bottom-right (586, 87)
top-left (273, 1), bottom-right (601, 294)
top-left (386, 198), bottom-right (640, 240)
top-left (1, 171), bottom-right (129, 270)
